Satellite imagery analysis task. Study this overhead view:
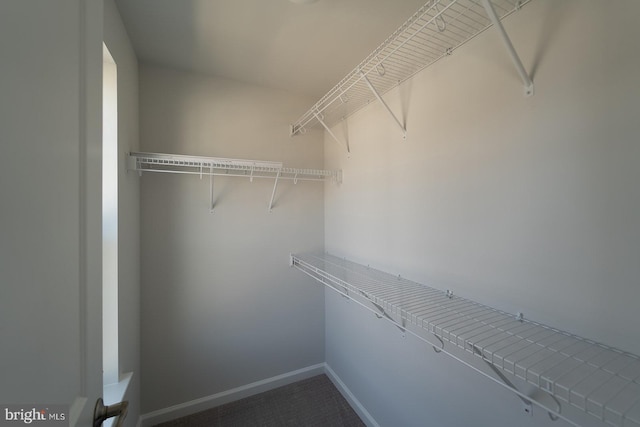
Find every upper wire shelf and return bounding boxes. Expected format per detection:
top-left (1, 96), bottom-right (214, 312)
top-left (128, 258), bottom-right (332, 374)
top-left (290, 0), bottom-right (532, 137)
top-left (291, 253), bottom-right (640, 427)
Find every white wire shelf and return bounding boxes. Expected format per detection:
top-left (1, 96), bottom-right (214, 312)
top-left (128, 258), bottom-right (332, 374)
top-left (290, 0), bottom-right (532, 140)
top-left (128, 152), bottom-right (341, 212)
top-left (291, 253), bottom-right (640, 427)
top-left (128, 152), bottom-right (341, 183)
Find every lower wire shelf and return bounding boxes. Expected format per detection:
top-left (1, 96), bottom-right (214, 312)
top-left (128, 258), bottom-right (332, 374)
top-left (291, 252), bottom-right (640, 427)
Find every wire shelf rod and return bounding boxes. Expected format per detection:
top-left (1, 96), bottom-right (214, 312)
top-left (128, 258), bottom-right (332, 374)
top-left (291, 252), bottom-right (640, 427)
top-left (291, 254), bottom-right (584, 427)
top-left (374, 2), bottom-right (456, 57)
top-left (365, 2), bottom-right (459, 75)
top-left (437, 305), bottom-right (499, 329)
top-left (129, 152), bottom-right (340, 182)
top-left (446, 313), bottom-right (512, 341)
top-left (497, 330), bottom-right (562, 362)
top-left (449, 308), bottom-right (520, 335)
top-left (291, 0), bottom-right (533, 136)
top-left (347, 270), bottom-right (425, 293)
top-left (371, 52), bottom-right (433, 73)
top-left (500, 333), bottom-right (560, 369)
top-left (412, 299), bottom-right (473, 322)
top-left (434, 310), bottom-right (525, 347)
top-left (129, 152), bottom-right (342, 211)
top-left (371, 50), bottom-right (434, 76)
top-left (131, 167), bottom-right (331, 182)
top-left (420, 301), bottom-right (509, 330)
top-left (292, 32), bottom-right (421, 133)
top-left (376, 45), bottom-right (432, 64)
top-left (395, 292), bottom-right (453, 313)
top-left (363, 288), bottom-right (432, 307)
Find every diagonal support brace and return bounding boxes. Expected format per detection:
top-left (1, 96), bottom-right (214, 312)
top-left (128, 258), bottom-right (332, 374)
top-left (473, 345), bottom-right (533, 414)
top-left (314, 111), bottom-right (350, 153)
top-left (482, 0), bottom-right (534, 96)
top-left (209, 167), bottom-right (215, 213)
top-left (472, 345), bottom-right (562, 420)
top-left (360, 71), bottom-right (407, 139)
top-left (359, 290), bottom-right (406, 335)
top-left (268, 169), bottom-right (281, 212)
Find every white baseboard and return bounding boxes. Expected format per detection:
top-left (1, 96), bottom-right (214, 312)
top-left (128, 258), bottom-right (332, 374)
top-left (138, 363), bottom-right (325, 427)
top-left (138, 362), bottom-right (380, 427)
top-left (323, 364), bottom-right (380, 427)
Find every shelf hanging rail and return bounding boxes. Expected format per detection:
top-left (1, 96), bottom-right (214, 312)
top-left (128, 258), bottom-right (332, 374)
top-left (128, 152), bottom-right (341, 212)
top-left (291, 252), bottom-right (640, 427)
top-left (290, 0), bottom-right (533, 142)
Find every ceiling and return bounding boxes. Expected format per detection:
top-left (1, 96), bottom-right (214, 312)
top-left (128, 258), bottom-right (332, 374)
top-left (114, 0), bottom-right (426, 99)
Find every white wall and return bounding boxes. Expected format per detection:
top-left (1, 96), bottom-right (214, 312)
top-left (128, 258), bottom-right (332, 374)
top-left (0, 1), bottom-right (104, 423)
top-left (324, 1), bottom-right (640, 426)
top-left (138, 66), bottom-right (326, 413)
top-left (0, 0), bottom-right (93, 403)
top-left (104, 0), bottom-right (141, 425)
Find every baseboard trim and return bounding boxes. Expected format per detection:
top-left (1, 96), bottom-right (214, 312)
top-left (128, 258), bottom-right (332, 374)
top-left (323, 364), bottom-right (380, 427)
top-left (138, 363), bottom-right (325, 426)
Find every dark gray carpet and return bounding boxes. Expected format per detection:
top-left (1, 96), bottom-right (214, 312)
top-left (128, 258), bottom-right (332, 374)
top-left (154, 374), bottom-right (366, 427)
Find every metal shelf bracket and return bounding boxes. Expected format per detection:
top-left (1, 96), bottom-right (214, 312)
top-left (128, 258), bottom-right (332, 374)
top-left (473, 345), bottom-right (564, 421)
top-left (313, 111), bottom-right (351, 154)
top-left (360, 70), bottom-right (407, 140)
top-left (209, 167), bottom-right (215, 213)
top-left (362, 291), bottom-right (406, 335)
top-left (472, 345), bottom-right (535, 415)
top-left (481, 0), bottom-right (534, 96)
top-left (432, 334), bottom-right (444, 353)
top-left (268, 169), bottom-right (281, 212)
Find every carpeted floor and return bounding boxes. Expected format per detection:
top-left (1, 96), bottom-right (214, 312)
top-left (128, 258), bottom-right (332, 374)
top-left (154, 374), bottom-right (366, 427)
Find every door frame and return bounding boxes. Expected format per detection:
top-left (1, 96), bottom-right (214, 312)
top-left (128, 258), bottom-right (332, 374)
top-left (71, 0), bottom-right (104, 425)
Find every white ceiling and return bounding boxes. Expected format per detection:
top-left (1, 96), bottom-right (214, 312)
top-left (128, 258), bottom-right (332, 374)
top-left (114, 0), bottom-right (426, 98)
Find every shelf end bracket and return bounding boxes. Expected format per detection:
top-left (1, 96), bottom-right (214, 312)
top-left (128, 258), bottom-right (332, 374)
top-left (127, 152), bottom-right (137, 173)
top-left (482, 0), bottom-right (534, 97)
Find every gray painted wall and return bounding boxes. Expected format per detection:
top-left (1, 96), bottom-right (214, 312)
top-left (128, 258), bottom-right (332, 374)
top-left (0, 1), bottom-right (106, 423)
top-left (324, 1), bottom-right (640, 426)
top-left (138, 66), bottom-right (326, 413)
top-left (0, 0), bottom-right (87, 404)
top-left (104, 1), bottom-right (141, 425)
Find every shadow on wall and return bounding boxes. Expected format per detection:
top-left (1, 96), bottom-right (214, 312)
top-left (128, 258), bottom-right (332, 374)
top-left (529, 0), bottom-right (572, 81)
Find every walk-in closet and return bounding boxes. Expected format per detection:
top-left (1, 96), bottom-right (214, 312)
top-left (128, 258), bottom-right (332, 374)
top-left (1, 1), bottom-right (639, 426)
